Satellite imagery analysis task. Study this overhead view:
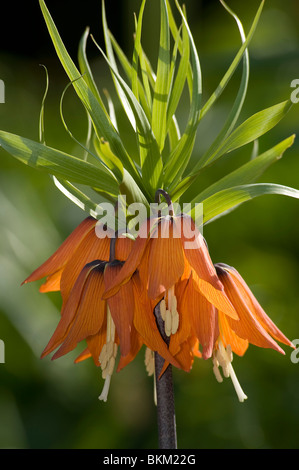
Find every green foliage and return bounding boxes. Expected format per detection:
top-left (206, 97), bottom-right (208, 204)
top-left (0, 0), bottom-right (299, 450)
top-left (0, 0), bottom-right (297, 222)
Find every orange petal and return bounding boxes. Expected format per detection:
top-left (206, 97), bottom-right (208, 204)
top-left (86, 326), bottom-right (107, 366)
top-left (167, 279), bottom-right (191, 358)
top-left (226, 265), bottom-right (294, 349)
top-left (132, 274), bottom-right (180, 369)
top-left (103, 218), bottom-right (156, 299)
top-left (218, 310), bottom-right (249, 356)
top-left (52, 262), bottom-right (107, 360)
top-left (105, 263), bottom-right (134, 357)
top-left (115, 235), bottom-right (135, 261)
top-left (218, 268), bottom-right (285, 354)
top-left (40, 261), bottom-right (101, 359)
top-left (192, 270), bottom-right (238, 320)
top-left (74, 347), bottom-right (92, 363)
top-left (22, 216), bottom-right (97, 285)
top-left (160, 337), bottom-right (196, 375)
top-left (39, 267), bottom-right (64, 293)
top-left (182, 277), bottom-right (218, 359)
top-left (116, 327), bottom-right (143, 372)
top-left (60, 227), bottom-right (111, 303)
top-left (147, 217), bottom-right (185, 299)
top-left (180, 214), bottom-right (223, 291)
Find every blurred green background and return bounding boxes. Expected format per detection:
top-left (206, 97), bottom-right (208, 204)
top-left (0, 0), bottom-right (299, 449)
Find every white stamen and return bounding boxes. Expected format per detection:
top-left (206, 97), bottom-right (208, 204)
top-left (165, 309), bottom-right (172, 336)
top-left (160, 299), bottom-right (167, 321)
top-left (98, 375), bottom-right (111, 402)
top-left (171, 309), bottom-right (179, 335)
top-left (145, 347), bottom-right (155, 376)
top-left (213, 364), bottom-right (223, 383)
top-left (227, 362), bottom-right (248, 403)
top-left (99, 306), bottom-right (117, 403)
top-left (213, 341), bottom-right (248, 403)
top-left (163, 287), bottom-right (179, 336)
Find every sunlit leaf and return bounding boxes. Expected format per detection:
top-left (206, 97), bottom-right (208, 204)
top-left (39, 0), bottom-right (141, 188)
top-left (199, 0), bottom-right (265, 121)
top-left (0, 131), bottom-right (118, 196)
top-left (151, 0), bottom-right (171, 151)
top-left (163, 0), bottom-right (202, 187)
top-left (201, 183), bottom-right (299, 224)
top-left (189, 135), bottom-right (295, 205)
top-left (102, 0), bottom-right (136, 130)
top-left (195, 0), bottom-right (250, 170)
top-left (202, 100), bottom-right (293, 167)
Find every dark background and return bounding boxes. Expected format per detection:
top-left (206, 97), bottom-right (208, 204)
top-left (0, 0), bottom-right (299, 449)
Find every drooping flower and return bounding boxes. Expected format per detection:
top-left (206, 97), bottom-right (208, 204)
top-left (103, 213), bottom-right (238, 343)
top-left (22, 216), bottom-right (111, 301)
top-left (214, 263), bottom-right (294, 354)
top-left (24, 219), bottom-right (181, 401)
top-left (157, 262), bottom-right (294, 401)
top-left (211, 263), bottom-right (294, 400)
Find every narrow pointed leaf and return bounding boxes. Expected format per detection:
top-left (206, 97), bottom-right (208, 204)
top-left (203, 100), bottom-right (293, 166)
top-left (131, 0), bottom-right (147, 102)
top-left (166, 16), bottom-right (190, 135)
top-left (0, 130), bottom-right (118, 195)
top-left (195, 0), bottom-right (250, 170)
top-left (163, 0), bottom-right (202, 186)
top-left (109, 31), bottom-right (151, 120)
top-left (189, 135), bottom-right (295, 204)
top-left (102, 0), bottom-right (136, 130)
top-left (92, 38), bottom-right (163, 196)
top-left (199, 0), bottom-right (265, 121)
top-left (78, 27), bottom-right (106, 109)
top-left (166, 0), bottom-right (192, 96)
top-left (201, 183), bottom-right (299, 224)
top-left (93, 137), bottom-right (123, 181)
top-left (39, 0), bottom-right (141, 187)
top-left (52, 177), bottom-right (100, 217)
top-left (152, 0), bottom-right (170, 151)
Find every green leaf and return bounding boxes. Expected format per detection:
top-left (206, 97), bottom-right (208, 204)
top-left (93, 137), bottom-right (123, 181)
top-left (151, 0), bottom-right (171, 151)
top-left (0, 130), bottom-right (119, 196)
top-left (39, 0), bottom-right (141, 187)
top-left (102, 0), bottom-right (136, 130)
top-left (167, 115), bottom-right (181, 153)
top-left (109, 31), bottom-right (151, 121)
top-left (131, 0), bottom-right (147, 103)
top-left (91, 37), bottom-right (163, 196)
top-left (59, 78), bottom-right (122, 174)
top-left (203, 100), bottom-right (293, 167)
top-left (166, 15), bottom-right (190, 135)
top-left (189, 135), bottom-right (295, 204)
top-left (201, 182), bottom-right (299, 224)
top-left (120, 170), bottom-right (150, 208)
top-left (78, 27), bottom-right (106, 109)
top-left (199, 0), bottom-right (265, 121)
top-left (195, 0), bottom-right (250, 170)
top-left (166, 0), bottom-right (192, 97)
top-left (163, 0), bottom-right (202, 187)
top-left (52, 177), bottom-right (100, 217)
top-left (38, 64), bottom-right (49, 145)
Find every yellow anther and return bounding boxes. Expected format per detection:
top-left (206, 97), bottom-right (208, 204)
top-left (165, 309), bottom-right (172, 337)
top-left (145, 347), bottom-right (155, 376)
top-left (98, 306), bottom-right (118, 403)
top-left (160, 299), bottom-right (167, 321)
top-left (171, 309), bottom-right (179, 335)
